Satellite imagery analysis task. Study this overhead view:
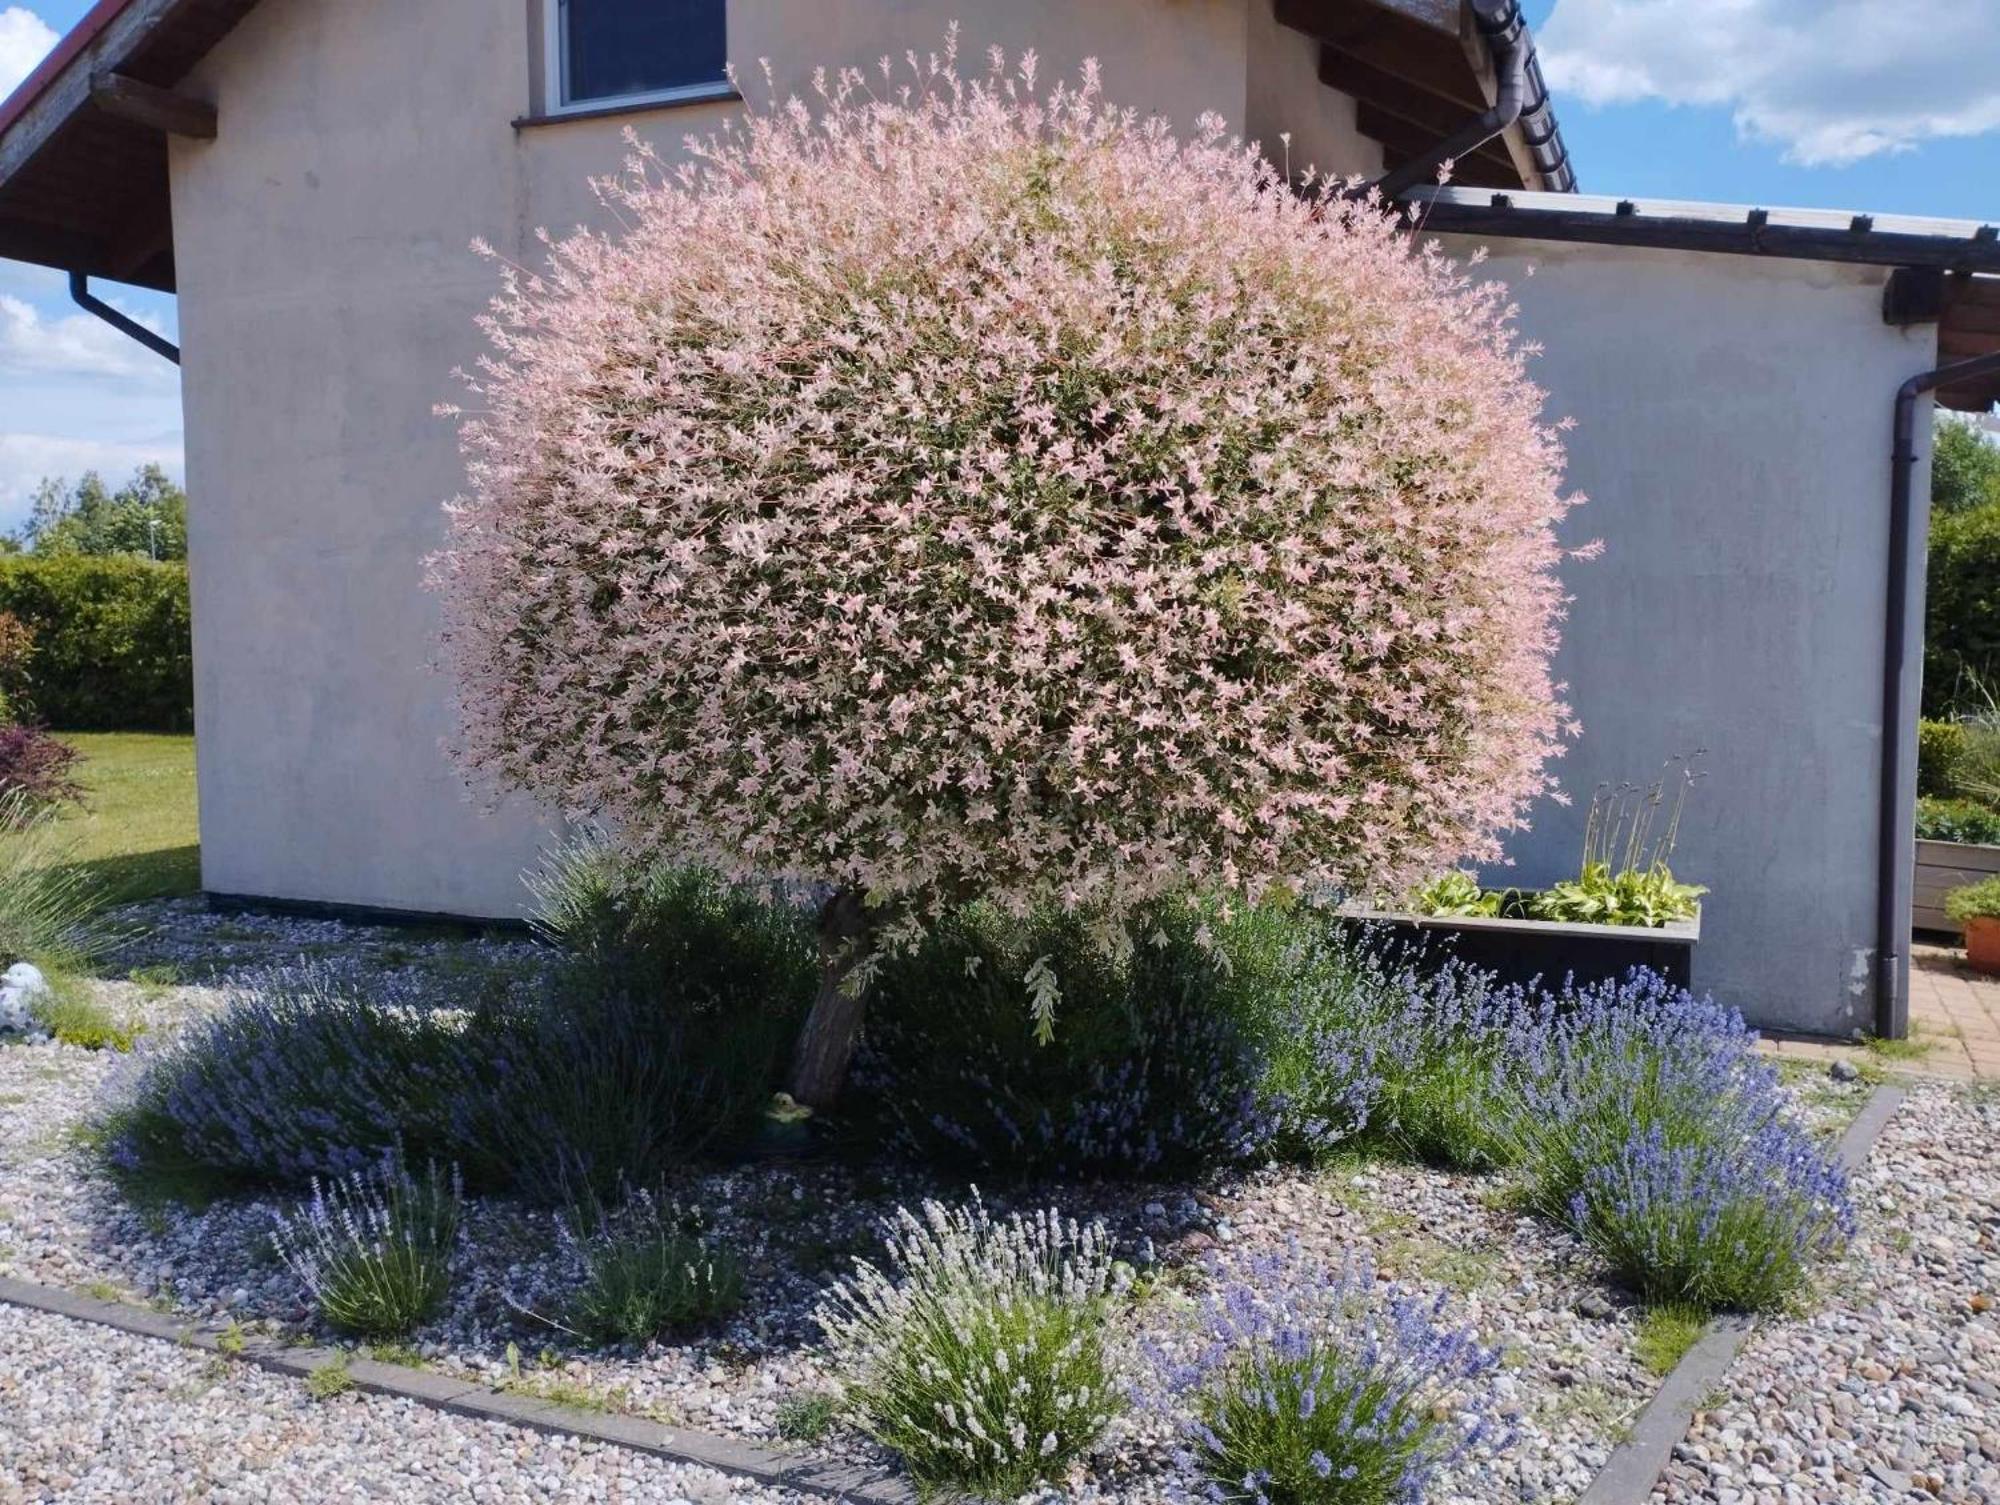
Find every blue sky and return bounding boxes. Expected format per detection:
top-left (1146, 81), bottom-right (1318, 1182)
top-left (0, 0), bottom-right (1995, 529)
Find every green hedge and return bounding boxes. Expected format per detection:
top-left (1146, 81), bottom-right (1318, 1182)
top-left (0, 555), bottom-right (192, 730)
top-left (1927, 500), bottom-right (2000, 718)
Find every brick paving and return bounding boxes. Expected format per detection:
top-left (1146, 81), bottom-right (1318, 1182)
top-left (1905, 940), bottom-right (2000, 1080)
top-left (1759, 942), bottom-right (2000, 1081)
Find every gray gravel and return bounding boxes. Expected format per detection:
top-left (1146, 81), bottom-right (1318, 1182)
top-left (0, 903), bottom-right (1898, 1505)
top-left (1654, 1081), bottom-right (2000, 1504)
top-left (0, 1300), bottom-right (803, 1503)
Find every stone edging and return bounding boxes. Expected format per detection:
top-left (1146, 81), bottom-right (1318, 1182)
top-left (1575, 1080), bottom-right (1909, 1505)
top-left (0, 1274), bottom-right (913, 1504)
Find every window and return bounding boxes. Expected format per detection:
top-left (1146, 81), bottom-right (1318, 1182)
top-left (545, 0), bottom-right (729, 113)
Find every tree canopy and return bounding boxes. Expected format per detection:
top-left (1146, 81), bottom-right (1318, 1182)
top-left (433, 50), bottom-right (1580, 1101)
top-left (14, 465), bottom-right (187, 561)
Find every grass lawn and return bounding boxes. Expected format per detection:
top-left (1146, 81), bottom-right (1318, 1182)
top-left (36, 731), bottom-right (199, 905)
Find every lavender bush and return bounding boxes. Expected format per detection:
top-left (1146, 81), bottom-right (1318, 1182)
top-left (1504, 970), bottom-right (1854, 1311)
top-left (270, 1153), bottom-right (461, 1337)
top-left (1503, 971), bottom-right (1775, 1220)
top-left (553, 1188), bottom-right (746, 1346)
top-left (1570, 1120), bottom-right (1855, 1311)
top-left (815, 1194), bottom-right (1126, 1498)
top-left (1156, 1247), bottom-right (1504, 1504)
top-left (99, 965), bottom-right (471, 1190)
top-left (1363, 965), bottom-right (1524, 1171)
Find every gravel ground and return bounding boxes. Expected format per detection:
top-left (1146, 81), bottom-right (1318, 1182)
top-left (1654, 1081), bottom-right (2000, 1505)
top-left (0, 903), bottom-right (1890, 1505)
top-left (0, 1300), bottom-right (804, 1504)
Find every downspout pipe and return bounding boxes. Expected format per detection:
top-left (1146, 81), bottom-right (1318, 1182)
top-left (1879, 349), bottom-right (2000, 1040)
top-left (1373, 0), bottom-right (1531, 200)
top-left (69, 270), bottom-right (179, 365)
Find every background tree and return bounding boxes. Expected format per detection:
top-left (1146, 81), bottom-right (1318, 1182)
top-left (1932, 415), bottom-right (2000, 516)
top-left (433, 49), bottom-right (1580, 1106)
top-left (17, 464), bottom-right (188, 560)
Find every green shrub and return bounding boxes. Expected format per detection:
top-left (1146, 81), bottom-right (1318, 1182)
top-left (0, 555), bottom-right (191, 730)
top-left (559, 1190), bottom-right (745, 1346)
top-left (1927, 502), bottom-right (2000, 719)
top-left (816, 1195), bottom-right (1124, 1499)
top-left (854, 900), bottom-right (1275, 1177)
top-left (1946, 875), bottom-right (2000, 924)
top-left (1918, 719), bottom-right (1971, 798)
top-left (527, 836), bottom-right (817, 1013)
top-left (462, 974), bottom-right (798, 1205)
top-left (1915, 796), bottom-right (2000, 845)
top-left (270, 1156), bottom-right (460, 1338)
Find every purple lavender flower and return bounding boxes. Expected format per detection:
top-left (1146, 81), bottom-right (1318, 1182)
top-left (1154, 1246), bottom-right (1509, 1504)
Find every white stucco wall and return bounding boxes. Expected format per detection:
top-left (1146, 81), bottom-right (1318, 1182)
top-left (169, 0), bottom-right (1381, 919)
top-left (1436, 237), bottom-right (1938, 1035)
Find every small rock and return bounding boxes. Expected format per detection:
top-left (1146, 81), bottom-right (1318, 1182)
top-left (1829, 1058), bottom-right (1861, 1083)
top-left (1575, 1291), bottom-right (1615, 1321)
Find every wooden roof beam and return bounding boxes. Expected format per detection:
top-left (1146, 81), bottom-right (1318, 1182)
top-left (1275, 0), bottom-right (1487, 111)
top-left (1321, 49), bottom-right (1478, 137)
top-left (1356, 102), bottom-right (1518, 179)
top-left (89, 71), bottom-right (215, 138)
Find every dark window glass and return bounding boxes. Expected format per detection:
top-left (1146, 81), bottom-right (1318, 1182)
top-left (563, 0), bottom-right (726, 105)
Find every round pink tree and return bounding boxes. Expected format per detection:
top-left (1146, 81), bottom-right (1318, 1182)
top-left (433, 48), bottom-right (1579, 1107)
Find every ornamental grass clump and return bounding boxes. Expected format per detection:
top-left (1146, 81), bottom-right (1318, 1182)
top-left (815, 1193), bottom-right (1125, 1498)
top-left (270, 1153), bottom-right (461, 1338)
top-left (1156, 1247), bottom-right (1504, 1505)
top-left (556, 1188), bottom-right (746, 1346)
top-left (433, 40), bottom-right (1581, 1107)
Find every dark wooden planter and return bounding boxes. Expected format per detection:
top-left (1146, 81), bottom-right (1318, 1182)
top-left (1913, 837), bottom-right (2000, 937)
top-left (1340, 906), bottom-right (1701, 992)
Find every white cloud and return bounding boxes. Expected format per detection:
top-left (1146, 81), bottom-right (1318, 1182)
top-left (0, 292), bottom-right (177, 382)
top-left (0, 431), bottom-right (184, 525)
top-left (0, 6), bottom-right (57, 101)
top-left (1539, 0), bottom-right (2000, 166)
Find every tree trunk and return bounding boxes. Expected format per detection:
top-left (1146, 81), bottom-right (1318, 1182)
top-left (787, 887), bottom-right (875, 1110)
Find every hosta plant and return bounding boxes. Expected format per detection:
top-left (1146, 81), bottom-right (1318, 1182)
top-left (433, 41), bottom-right (1580, 1105)
top-left (814, 1193), bottom-right (1125, 1497)
top-left (1530, 761), bottom-right (1706, 928)
top-left (1156, 1247), bottom-right (1504, 1505)
top-left (270, 1153), bottom-right (461, 1338)
top-left (1407, 871), bottom-right (1501, 919)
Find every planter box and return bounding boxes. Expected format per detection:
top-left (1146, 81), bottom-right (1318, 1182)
top-left (1913, 837), bottom-right (2000, 937)
top-left (1340, 905), bottom-right (1700, 992)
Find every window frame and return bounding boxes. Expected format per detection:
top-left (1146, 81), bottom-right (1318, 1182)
top-left (540, 0), bottom-right (732, 117)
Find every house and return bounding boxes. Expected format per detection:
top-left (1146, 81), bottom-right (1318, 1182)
top-left (1, 0), bottom-right (1996, 1040)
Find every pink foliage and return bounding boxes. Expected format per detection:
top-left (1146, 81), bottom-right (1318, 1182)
top-left (432, 43), bottom-right (1580, 942)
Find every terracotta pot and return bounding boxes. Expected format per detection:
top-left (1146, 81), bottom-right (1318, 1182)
top-left (1965, 914), bottom-right (2000, 975)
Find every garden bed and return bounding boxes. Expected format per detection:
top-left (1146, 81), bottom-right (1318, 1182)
top-left (0, 902), bottom-right (1879, 1505)
top-left (1914, 837), bottom-right (2000, 937)
top-left (1342, 905), bottom-right (1700, 992)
